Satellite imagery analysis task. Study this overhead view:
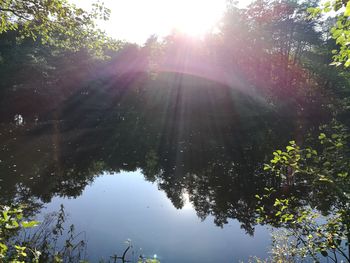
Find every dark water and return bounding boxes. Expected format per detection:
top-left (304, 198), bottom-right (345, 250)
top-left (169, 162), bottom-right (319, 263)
top-left (0, 73), bottom-right (315, 262)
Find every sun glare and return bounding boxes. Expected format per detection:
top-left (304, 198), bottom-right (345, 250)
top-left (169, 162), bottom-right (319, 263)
top-left (71, 0), bottom-right (253, 43)
top-left (165, 0), bottom-right (225, 37)
top-left (71, 0), bottom-right (228, 43)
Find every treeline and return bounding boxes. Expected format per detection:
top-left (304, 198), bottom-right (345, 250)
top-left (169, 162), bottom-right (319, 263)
top-left (0, 0), bottom-right (349, 126)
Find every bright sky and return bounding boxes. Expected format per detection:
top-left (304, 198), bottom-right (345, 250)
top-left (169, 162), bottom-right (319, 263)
top-left (70, 0), bottom-right (252, 44)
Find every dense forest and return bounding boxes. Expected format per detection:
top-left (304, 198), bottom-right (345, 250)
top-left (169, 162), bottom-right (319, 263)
top-left (0, 0), bottom-right (350, 262)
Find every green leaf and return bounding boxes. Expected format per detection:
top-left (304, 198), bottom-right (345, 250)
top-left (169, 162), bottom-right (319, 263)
top-left (263, 164), bottom-right (271, 171)
top-left (337, 172), bottom-right (348, 178)
top-left (345, 1), bottom-right (350, 17)
top-left (22, 220), bottom-right (39, 228)
top-left (318, 133), bottom-right (326, 140)
top-left (2, 211), bottom-right (9, 221)
top-left (0, 242), bottom-right (8, 254)
top-left (5, 220), bottom-right (19, 229)
top-left (286, 146), bottom-right (294, 152)
top-left (331, 134), bottom-right (339, 139)
top-left (345, 59), bottom-right (350, 67)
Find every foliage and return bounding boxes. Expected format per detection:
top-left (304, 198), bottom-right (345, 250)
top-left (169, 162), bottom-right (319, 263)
top-left (137, 259), bottom-right (160, 263)
top-left (256, 120), bottom-right (350, 262)
top-left (246, 229), bottom-right (310, 263)
top-left (264, 119), bottom-right (350, 211)
top-left (256, 194), bottom-right (349, 262)
top-left (1, 204), bottom-right (161, 263)
top-left (0, 204), bottom-right (40, 262)
top-left (107, 239), bottom-right (161, 263)
top-left (0, 204), bottom-right (88, 263)
top-left (0, 0), bottom-right (119, 56)
top-left (308, 0), bottom-right (350, 67)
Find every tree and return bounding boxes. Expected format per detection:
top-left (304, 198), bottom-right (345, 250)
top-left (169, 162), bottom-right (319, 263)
top-left (0, 0), bottom-right (118, 54)
top-left (255, 120), bottom-right (350, 261)
top-left (309, 0), bottom-right (350, 67)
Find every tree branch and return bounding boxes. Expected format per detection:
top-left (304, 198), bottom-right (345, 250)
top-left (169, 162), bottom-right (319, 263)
top-left (0, 8), bottom-right (31, 21)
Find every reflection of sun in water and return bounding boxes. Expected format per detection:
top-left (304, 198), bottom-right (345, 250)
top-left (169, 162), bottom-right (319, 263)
top-left (182, 192), bottom-right (193, 210)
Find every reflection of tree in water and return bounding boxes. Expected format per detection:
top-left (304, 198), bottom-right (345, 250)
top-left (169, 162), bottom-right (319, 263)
top-left (0, 72), bottom-right (324, 234)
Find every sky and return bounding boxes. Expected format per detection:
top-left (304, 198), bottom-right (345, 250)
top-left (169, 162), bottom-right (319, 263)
top-left (70, 0), bottom-right (252, 44)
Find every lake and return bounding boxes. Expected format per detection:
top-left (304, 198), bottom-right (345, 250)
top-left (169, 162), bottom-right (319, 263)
top-left (0, 73), bottom-right (323, 262)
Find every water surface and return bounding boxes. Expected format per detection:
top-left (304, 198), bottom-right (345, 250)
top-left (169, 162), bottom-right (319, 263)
top-left (0, 73), bottom-right (314, 261)
top-left (42, 171), bottom-right (270, 262)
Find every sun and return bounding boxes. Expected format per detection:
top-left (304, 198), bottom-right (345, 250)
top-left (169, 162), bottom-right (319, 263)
top-left (166, 0), bottom-right (226, 37)
top-left (71, 0), bottom-right (231, 43)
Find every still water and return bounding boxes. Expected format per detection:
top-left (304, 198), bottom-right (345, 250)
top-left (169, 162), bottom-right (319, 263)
top-left (0, 73), bottom-right (314, 262)
top-left (42, 171), bottom-right (269, 262)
